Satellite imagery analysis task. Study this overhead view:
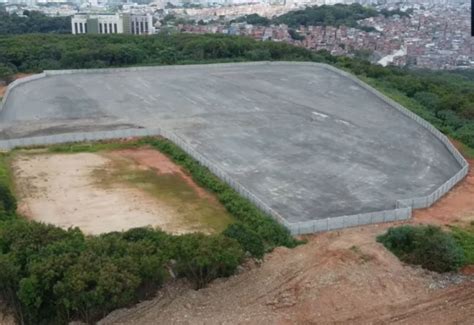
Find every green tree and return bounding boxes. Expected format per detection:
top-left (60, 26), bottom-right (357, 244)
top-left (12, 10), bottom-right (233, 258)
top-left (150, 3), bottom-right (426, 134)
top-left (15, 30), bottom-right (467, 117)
top-left (223, 223), bottom-right (265, 258)
top-left (0, 63), bottom-right (16, 83)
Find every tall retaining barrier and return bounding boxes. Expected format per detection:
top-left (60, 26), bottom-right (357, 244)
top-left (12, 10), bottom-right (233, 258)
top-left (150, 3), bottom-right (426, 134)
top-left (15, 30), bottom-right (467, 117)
top-left (0, 61), bottom-right (468, 235)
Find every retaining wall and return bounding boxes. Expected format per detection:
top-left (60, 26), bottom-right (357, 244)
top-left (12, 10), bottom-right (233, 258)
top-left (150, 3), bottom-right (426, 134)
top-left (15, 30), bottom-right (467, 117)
top-left (0, 62), bottom-right (468, 235)
top-left (0, 73), bottom-right (46, 113)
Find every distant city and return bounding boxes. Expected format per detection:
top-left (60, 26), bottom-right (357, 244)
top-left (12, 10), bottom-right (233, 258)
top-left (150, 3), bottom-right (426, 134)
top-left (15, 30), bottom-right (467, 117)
top-left (1, 0), bottom-right (472, 69)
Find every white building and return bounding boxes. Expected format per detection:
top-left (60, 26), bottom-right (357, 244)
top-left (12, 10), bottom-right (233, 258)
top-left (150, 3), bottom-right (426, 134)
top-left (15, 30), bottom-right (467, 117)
top-left (71, 13), bottom-right (155, 35)
top-left (129, 14), bottom-right (154, 35)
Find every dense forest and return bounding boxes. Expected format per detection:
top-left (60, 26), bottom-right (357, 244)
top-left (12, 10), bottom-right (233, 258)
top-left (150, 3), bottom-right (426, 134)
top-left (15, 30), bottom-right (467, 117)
top-left (0, 10), bottom-right (71, 35)
top-left (231, 13), bottom-right (271, 26)
top-left (232, 4), bottom-right (409, 30)
top-left (273, 4), bottom-right (378, 28)
top-left (0, 33), bottom-right (473, 150)
top-left (231, 4), bottom-right (409, 32)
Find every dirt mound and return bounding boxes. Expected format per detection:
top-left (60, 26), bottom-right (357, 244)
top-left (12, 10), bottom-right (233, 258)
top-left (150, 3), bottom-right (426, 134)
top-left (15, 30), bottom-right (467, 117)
top-left (101, 224), bottom-right (473, 324)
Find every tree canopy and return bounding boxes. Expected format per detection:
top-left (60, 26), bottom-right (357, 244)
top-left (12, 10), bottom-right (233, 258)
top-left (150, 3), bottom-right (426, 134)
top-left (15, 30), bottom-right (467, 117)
top-left (230, 5), bottom-right (411, 31)
top-left (273, 4), bottom-right (378, 28)
top-left (0, 10), bottom-right (71, 35)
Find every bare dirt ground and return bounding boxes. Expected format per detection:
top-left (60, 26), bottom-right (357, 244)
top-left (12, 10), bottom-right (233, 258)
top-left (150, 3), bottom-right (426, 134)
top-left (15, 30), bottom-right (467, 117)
top-left (100, 159), bottom-right (474, 325)
top-left (12, 150), bottom-right (231, 235)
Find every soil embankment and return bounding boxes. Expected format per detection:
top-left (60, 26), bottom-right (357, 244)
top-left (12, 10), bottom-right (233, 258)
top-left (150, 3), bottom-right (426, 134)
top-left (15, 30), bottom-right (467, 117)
top-left (100, 157), bottom-right (474, 324)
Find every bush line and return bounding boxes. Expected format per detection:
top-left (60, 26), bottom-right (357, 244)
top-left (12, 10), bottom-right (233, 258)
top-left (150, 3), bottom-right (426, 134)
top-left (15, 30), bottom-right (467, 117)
top-left (0, 138), bottom-right (297, 324)
top-left (377, 225), bottom-right (471, 273)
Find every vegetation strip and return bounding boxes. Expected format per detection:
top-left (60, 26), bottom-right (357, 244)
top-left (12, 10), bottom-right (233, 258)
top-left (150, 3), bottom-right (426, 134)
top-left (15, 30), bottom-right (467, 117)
top-left (377, 224), bottom-right (474, 273)
top-left (0, 138), bottom-right (297, 324)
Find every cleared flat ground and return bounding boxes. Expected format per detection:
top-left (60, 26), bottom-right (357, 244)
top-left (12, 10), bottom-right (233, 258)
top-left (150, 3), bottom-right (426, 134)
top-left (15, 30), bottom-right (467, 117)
top-left (1, 62), bottom-right (461, 222)
top-left (12, 149), bottom-right (233, 234)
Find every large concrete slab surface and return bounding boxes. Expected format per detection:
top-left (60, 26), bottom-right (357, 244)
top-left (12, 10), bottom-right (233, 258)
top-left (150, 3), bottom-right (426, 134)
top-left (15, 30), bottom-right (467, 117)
top-left (0, 63), bottom-right (461, 222)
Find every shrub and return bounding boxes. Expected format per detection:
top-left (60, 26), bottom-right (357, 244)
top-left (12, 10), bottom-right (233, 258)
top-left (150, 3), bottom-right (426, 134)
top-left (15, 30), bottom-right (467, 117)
top-left (223, 223), bottom-right (265, 258)
top-left (0, 221), bottom-right (171, 324)
top-left (174, 233), bottom-right (243, 289)
top-left (0, 183), bottom-right (16, 217)
top-left (452, 226), bottom-right (474, 265)
top-left (0, 62), bottom-right (16, 83)
top-left (377, 225), bottom-right (465, 273)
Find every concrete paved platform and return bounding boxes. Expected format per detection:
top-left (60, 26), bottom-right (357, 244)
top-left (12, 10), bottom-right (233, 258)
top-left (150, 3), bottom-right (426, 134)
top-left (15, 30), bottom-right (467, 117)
top-left (0, 63), bottom-right (461, 222)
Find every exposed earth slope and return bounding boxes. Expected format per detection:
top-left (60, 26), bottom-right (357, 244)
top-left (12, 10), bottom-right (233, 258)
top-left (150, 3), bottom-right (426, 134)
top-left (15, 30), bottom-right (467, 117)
top-left (100, 158), bottom-right (474, 325)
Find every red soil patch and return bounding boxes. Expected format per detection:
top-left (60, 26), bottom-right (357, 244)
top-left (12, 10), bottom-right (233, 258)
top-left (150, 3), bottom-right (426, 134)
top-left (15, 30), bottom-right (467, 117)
top-left (461, 265), bottom-right (474, 275)
top-left (109, 148), bottom-right (213, 200)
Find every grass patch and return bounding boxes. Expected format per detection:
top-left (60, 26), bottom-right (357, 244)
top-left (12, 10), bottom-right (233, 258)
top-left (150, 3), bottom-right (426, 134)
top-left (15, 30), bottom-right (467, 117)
top-left (452, 225), bottom-right (474, 265)
top-left (92, 153), bottom-right (234, 233)
top-left (0, 153), bottom-right (13, 189)
top-left (47, 140), bottom-right (141, 153)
